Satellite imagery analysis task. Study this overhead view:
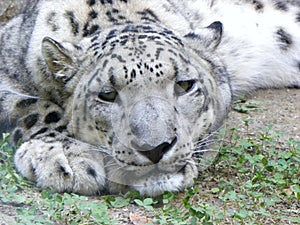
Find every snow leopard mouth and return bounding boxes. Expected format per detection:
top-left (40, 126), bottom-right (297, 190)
top-left (131, 136), bottom-right (178, 164)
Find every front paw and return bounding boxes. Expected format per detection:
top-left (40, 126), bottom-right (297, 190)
top-left (14, 139), bottom-right (106, 195)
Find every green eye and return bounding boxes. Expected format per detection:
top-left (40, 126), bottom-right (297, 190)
top-left (175, 80), bottom-right (196, 95)
top-left (98, 89), bottom-right (118, 102)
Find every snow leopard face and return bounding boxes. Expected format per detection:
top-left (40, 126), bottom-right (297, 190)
top-left (50, 23), bottom-right (231, 195)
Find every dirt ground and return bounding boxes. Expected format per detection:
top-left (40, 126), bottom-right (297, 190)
top-left (227, 89), bottom-right (300, 142)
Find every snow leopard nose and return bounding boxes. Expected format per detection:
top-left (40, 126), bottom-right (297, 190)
top-left (133, 137), bottom-right (177, 164)
top-left (128, 97), bottom-right (176, 148)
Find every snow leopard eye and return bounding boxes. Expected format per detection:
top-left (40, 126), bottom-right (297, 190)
top-left (98, 89), bottom-right (118, 103)
top-left (175, 80), bottom-right (196, 96)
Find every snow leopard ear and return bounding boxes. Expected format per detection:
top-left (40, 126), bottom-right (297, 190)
top-left (42, 37), bottom-right (74, 77)
top-left (184, 21), bottom-right (223, 51)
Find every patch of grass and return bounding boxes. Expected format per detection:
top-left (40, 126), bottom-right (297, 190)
top-left (12, 190), bottom-right (115, 225)
top-left (194, 122), bottom-right (300, 224)
top-left (0, 133), bottom-right (35, 206)
top-left (233, 97), bottom-right (262, 113)
top-left (1, 122), bottom-right (300, 224)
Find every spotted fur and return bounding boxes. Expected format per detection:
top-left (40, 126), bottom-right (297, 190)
top-left (0, 0), bottom-right (299, 196)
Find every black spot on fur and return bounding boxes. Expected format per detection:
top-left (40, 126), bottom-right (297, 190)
top-left (13, 129), bottom-right (23, 144)
top-left (275, 28), bottom-right (293, 51)
top-left (106, 10), bottom-right (118, 23)
top-left (59, 165), bottom-right (70, 176)
top-left (65, 11), bottom-right (80, 35)
top-left (274, 1), bottom-right (288, 11)
top-left (16, 99), bottom-right (38, 109)
top-left (83, 11), bottom-right (101, 37)
top-left (87, 0), bottom-right (96, 6)
top-left (137, 9), bottom-right (160, 23)
top-left (109, 75), bottom-right (116, 86)
top-left (87, 166), bottom-right (97, 177)
top-left (246, 0), bottom-right (264, 12)
top-left (30, 127), bottom-right (48, 139)
top-left (55, 125), bottom-right (67, 132)
top-left (111, 54), bottom-right (126, 62)
top-left (89, 10), bottom-right (98, 19)
top-left (131, 69), bottom-right (137, 79)
top-left (44, 112), bottom-right (61, 124)
top-left (23, 114), bottom-right (39, 129)
top-left (89, 25), bottom-right (100, 35)
top-left (296, 12), bottom-right (300, 23)
top-left (47, 12), bottom-right (59, 32)
top-left (48, 133), bottom-right (56, 138)
top-left (253, 0), bottom-right (264, 11)
top-left (100, 0), bottom-right (113, 5)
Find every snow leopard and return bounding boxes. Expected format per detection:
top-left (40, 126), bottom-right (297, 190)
top-left (0, 0), bottom-right (299, 196)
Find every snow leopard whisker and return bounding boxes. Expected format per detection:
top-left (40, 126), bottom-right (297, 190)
top-left (192, 149), bottom-right (219, 154)
top-left (193, 139), bottom-right (219, 147)
top-left (103, 153), bottom-right (113, 159)
top-left (0, 88), bottom-right (42, 100)
top-left (103, 161), bottom-right (119, 169)
top-left (106, 165), bottom-right (130, 178)
top-left (88, 146), bottom-right (113, 155)
top-left (201, 127), bottom-right (223, 141)
top-left (49, 132), bottom-right (113, 156)
top-left (186, 159), bottom-right (197, 167)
